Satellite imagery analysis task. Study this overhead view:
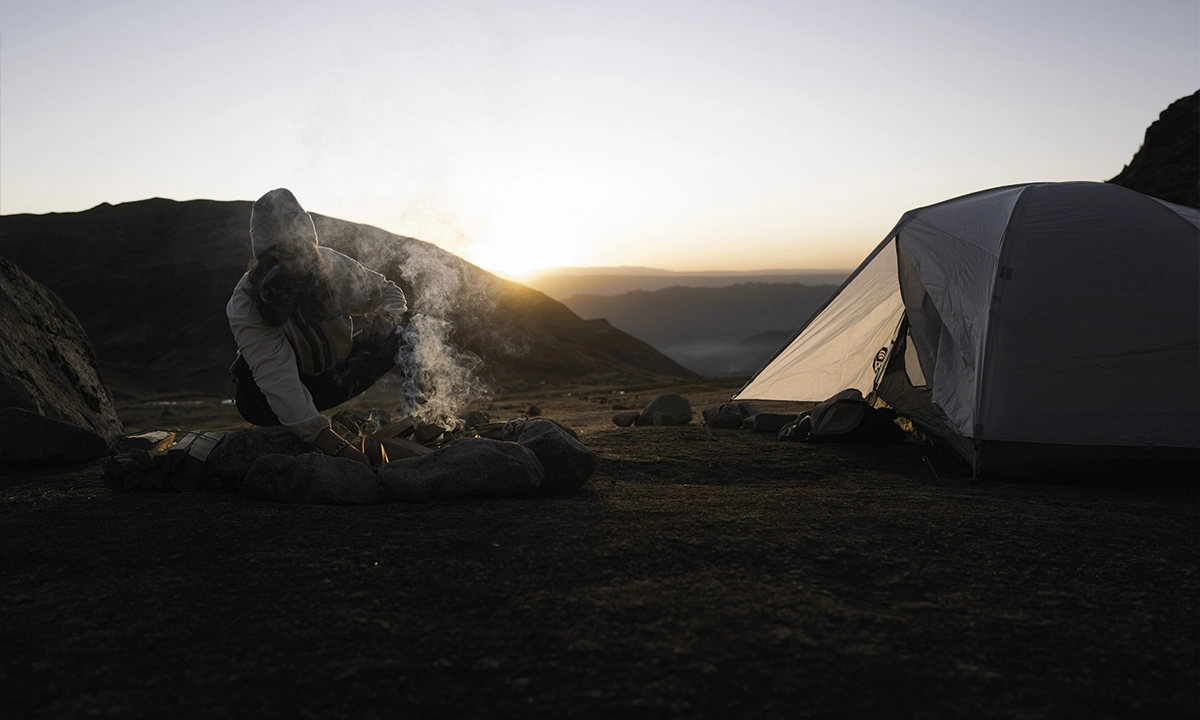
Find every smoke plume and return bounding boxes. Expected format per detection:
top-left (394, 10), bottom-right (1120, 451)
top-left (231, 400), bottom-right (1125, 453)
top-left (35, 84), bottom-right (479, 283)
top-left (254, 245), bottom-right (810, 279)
top-left (388, 242), bottom-right (492, 429)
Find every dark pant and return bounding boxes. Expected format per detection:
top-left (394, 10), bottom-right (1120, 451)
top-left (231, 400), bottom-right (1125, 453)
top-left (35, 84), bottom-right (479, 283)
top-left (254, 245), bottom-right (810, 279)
top-left (233, 325), bottom-right (404, 428)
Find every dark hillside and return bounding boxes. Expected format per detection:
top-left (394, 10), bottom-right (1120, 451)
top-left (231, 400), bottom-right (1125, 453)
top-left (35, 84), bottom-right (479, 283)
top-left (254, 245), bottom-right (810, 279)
top-left (0, 200), bottom-right (694, 396)
top-left (1109, 89), bottom-right (1199, 208)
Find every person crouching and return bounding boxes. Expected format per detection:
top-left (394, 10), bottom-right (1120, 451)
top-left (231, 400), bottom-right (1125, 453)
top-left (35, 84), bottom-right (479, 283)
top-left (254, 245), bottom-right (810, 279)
top-left (227, 188), bottom-right (409, 465)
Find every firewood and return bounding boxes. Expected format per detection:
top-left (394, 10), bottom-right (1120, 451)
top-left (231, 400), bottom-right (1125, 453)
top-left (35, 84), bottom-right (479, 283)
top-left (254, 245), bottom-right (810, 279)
top-left (122, 430), bottom-right (177, 453)
top-left (374, 418), bottom-right (416, 439)
top-left (133, 451), bottom-right (157, 471)
top-left (413, 423), bottom-right (445, 445)
top-left (166, 432), bottom-right (197, 465)
top-left (143, 468), bottom-right (165, 490)
top-left (179, 432), bottom-right (225, 487)
top-left (377, 435), bottom-right (434, 460)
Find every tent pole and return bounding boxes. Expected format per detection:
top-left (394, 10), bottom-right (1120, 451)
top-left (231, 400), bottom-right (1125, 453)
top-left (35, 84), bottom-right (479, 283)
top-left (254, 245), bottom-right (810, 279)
top-left (972, 443), bottom-right (980, 482)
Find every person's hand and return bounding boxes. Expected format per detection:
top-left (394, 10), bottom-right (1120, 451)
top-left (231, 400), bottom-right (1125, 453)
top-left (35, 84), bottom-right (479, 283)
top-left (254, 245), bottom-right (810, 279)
top-left (314, 427), bottom-right (371, 468)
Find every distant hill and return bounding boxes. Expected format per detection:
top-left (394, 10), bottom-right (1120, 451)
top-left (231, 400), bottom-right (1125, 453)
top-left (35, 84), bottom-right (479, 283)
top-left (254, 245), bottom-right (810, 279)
top-left (562, 283), bottom-right (836, 376)
top-left (523, 268), bottom-right (850, 300)
top-left (1109, 89), bottom-right (1199, 208)
top-left (0, 199), bottom-right (695, 397)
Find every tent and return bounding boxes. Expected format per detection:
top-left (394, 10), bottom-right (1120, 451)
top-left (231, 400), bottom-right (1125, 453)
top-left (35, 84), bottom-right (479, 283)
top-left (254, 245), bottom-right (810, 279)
top-left (734, 182), bottom-right (1200, 475)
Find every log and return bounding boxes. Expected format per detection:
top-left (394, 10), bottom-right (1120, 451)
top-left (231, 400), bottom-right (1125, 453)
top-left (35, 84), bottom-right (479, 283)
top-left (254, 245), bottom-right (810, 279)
top-left (166, 432), bottom-right (198, 466)
top-left (413, 423), bottom-right (445, 445)
top-left (374, 418), bottom-right (416, 439)
top-left (378, 435), bottom-right (434, 460)
top-left (122, 430), bottom-right (177, 453)
top-left (178, 432), bottom-right (225, 488)
top-left (142, 468), bottom-right (165, 490)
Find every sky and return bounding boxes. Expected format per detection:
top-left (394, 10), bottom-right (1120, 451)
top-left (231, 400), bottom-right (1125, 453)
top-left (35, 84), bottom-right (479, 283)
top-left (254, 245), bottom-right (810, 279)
top-left (2, 1), bottom-right (1197, 278)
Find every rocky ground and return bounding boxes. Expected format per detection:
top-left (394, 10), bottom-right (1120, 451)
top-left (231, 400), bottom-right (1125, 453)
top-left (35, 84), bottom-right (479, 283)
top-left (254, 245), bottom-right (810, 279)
top-left (2, 377), bottom-right (1197, 718)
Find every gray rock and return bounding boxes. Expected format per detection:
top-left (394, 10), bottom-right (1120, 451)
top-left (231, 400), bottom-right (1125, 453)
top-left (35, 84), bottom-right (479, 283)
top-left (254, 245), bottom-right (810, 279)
top-left (459, 410), bottom-right (491, 428)
top-left (638, 393), bottom-right (692, 425)
top-left (743, 412), bottom-right (796, 434)
top-left (207, 426), bottom-right (311, 488)
top-left (702, 404), bottom-right (746, 429)
top-left (0, 407), bottom-right (109, 464)
top-left (243, 453), bottom-right (384, 505)
top-left (378, 437), bottom-right (543, 502)
top-left (0, 257), bottom-right (122, 463)
top-left (527, 404), bottom-right (542, 417)
top-left (736, 402), bottom-right (762, 418)
top-left (651, 412), bottom-right (677, 426)
top-left (612, 411), bottom-right (640, 427)
top-left (511, 417), bottom-right (580, 441)
top-left (516, 419), bottom-right (596, 494)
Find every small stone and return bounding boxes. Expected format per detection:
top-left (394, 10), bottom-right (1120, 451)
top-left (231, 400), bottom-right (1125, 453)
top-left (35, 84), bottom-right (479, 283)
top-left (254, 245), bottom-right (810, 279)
top-left (612, 411), bottom-right (640, 428)
top-left (527, 405), bottom-right (541, 417)
top-left (516, 419), bottom-right (596, 494)
top-left (378, 438), bottom-right (543, 502)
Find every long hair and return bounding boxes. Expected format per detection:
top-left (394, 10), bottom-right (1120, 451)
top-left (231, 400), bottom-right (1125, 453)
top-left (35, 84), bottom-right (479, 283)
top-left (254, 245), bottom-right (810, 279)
top-left (245, 246), bottom-right (334, 327)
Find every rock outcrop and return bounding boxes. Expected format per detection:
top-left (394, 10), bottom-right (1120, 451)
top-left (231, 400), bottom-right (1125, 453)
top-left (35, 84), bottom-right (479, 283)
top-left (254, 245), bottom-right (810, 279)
top-left (1109, 90), bottom-right (1199, 208)
top-left (0, 256), bottom-right (122, 463)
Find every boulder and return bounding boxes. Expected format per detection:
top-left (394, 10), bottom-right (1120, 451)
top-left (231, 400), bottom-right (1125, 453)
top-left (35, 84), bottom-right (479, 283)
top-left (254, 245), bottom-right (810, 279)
top-left (737, 402), bottom-right (762, 418)
top-left (638, 393), bottom-right (692, 425)
top-left (206, 426), bottom-right (311, 488)
top-left (0, 408), bottom-right (109, 464)
top-left (459, 410), bottom-right (491, 428)
top-left (612, 411), bottom-right (640, 428)
top-left (743, 413), bottom-right (796, 434)
top-left (0, 256), bottom-right (122, 463)
top-left (651, 412), bottom-right (677, 426)
top-left (516, 419), bottom-right (596, 494)
top-left (510, 417), bottom-right (580, 441)
top-left (378, 437), bottom-right (543, 502)
top-left (702, 404), bottom-right (746, 429)
top-left (243, 453), bottom-right (384, 505)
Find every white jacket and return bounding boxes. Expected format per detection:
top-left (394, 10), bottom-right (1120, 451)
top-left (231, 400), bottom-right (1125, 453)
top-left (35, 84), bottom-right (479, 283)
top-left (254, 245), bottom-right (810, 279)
top-left (227, 247), bottom-right (407, 443)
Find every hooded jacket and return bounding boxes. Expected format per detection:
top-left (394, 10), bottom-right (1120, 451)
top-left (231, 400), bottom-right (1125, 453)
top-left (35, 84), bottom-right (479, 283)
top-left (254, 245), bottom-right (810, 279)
top-left (226, 247), bottom-right (407, 443)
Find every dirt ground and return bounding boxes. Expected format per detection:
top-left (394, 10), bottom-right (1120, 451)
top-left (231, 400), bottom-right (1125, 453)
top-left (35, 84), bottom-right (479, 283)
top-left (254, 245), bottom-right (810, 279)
top-left (2, 378), bottom-right (1197, 719)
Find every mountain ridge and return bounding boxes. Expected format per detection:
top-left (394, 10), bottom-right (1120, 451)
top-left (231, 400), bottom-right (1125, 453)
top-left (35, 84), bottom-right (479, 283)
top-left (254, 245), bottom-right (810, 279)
top-left (0, 199), bottom-right (695, 397)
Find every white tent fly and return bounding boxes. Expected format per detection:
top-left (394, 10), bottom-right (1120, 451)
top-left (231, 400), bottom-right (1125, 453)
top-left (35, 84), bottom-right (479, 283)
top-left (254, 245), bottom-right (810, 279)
top-left (734, 182), bottom-right (1200, 474)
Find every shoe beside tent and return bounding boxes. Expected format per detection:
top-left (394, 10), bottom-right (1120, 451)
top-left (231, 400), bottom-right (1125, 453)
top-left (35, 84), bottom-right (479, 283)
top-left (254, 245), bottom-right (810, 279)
top-left (734, 182), bottom-right (1200, 476)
